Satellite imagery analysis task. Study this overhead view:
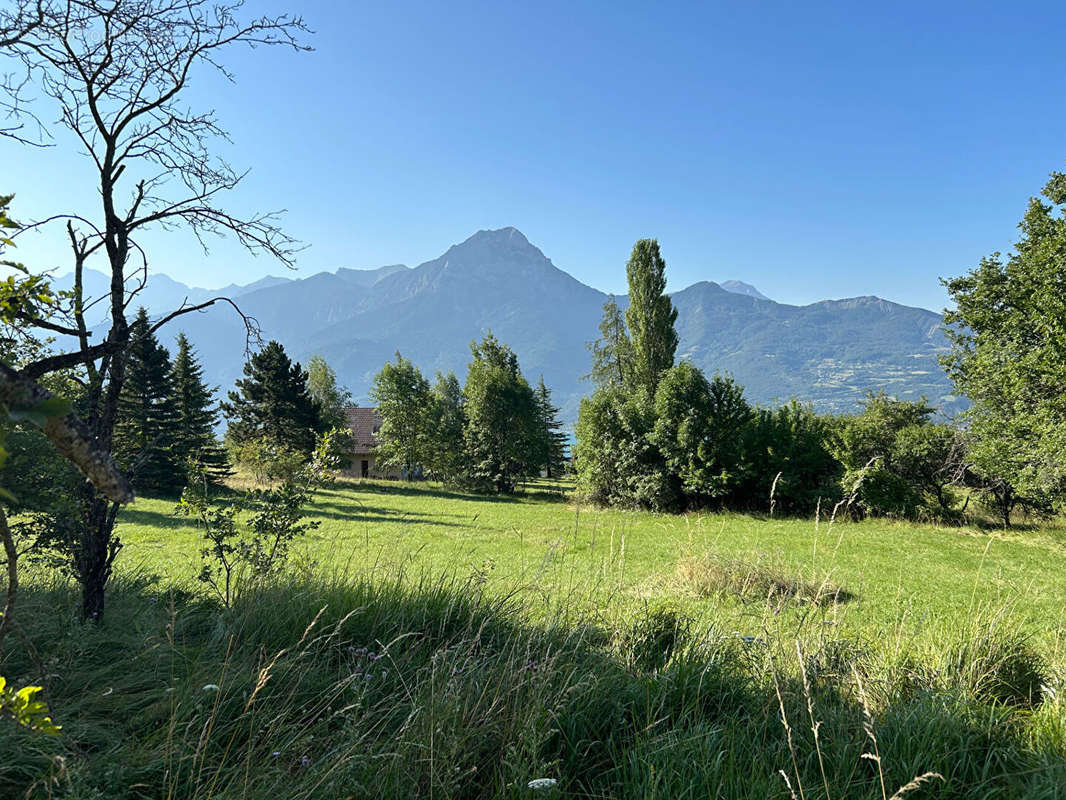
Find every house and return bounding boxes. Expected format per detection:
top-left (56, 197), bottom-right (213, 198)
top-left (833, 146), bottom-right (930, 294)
top-left (342, 407), bottom-right (401, 479)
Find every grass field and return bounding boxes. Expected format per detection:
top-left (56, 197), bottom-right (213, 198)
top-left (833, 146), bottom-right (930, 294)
top-left (3, 477), bottom-right (1066, 798)
top-left (116, 477), bottom-right (1066, 651)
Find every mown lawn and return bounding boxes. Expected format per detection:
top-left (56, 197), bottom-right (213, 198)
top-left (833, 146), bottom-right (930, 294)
top-left (115, 476), bottom-right (1066, 660)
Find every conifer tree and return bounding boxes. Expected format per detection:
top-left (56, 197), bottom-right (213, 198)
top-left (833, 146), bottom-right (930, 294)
top-left (534, 376), bottom-right (568, 478)
top-left (171, 332), bottom-right (231, 484)
top-left (221, 341), bottom-right (324, 455)
top-left (625, 239), bottom-right (678, 395)
top-left (114, 308), bottom-right (181, 493)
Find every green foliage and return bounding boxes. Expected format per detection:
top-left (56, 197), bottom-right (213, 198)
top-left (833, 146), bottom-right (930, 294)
top-left (830, 393), bottom-right (962, 518)
top-left (371, 352), bottom-right (432, 476)
top-left (652, 365), bottom-right (753, 504)
top-left (423, 371), bottom-right (466, 482)
top-left (574, 384), bottom-right (678, 510)
top-left (533, 376), bottom-right (568, 478)
top-left (741, 401), bottom-right (842, 514)
top-left (624, 239), bottom-right (678, 396)
top-left (179, 430), bottom-right (341, 605)
top-left (306, 354), bottom-right (352, 430)
top-left (0, 677), bottom-right (59, 736)
top-left (462, 334), bottom-right (540, 494)
top-left (113, 308), bottom-right (182, 494)
top-left (585, 295), bottom-right (633, 388)
top-left (225, 435), bottom-right (306, 484)
top-left (0, 195), bottom-right (70, 334)
top-left (221, 341), bottom-right (324, 456)
top-left (170, 332), bottom-right (230, 484)
top-left (942, 170), bottom-right (1066, 516)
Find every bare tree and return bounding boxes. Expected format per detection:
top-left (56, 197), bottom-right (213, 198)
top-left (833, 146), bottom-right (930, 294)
top-left (0, 0), bottom-right (310, 621)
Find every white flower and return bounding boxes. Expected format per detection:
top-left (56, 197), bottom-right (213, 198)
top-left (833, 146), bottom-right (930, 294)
top-left (527, 778), bottom-right (558, 790)
top-left (202, 684), bottom-right (220, 692)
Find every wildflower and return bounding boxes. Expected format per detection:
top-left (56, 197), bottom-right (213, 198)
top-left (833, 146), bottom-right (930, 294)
top-left (300, 755), bottom-right (311, 767)
top-left (202, 684), bottom-right (220, 692)
top-left (272, 751), bottom-right (281, 757)
top-left (527, 778), bottom-right (558, 790)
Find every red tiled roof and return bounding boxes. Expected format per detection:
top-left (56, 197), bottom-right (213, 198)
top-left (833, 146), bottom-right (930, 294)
top-left (344, 407), bottom-right (382, 452)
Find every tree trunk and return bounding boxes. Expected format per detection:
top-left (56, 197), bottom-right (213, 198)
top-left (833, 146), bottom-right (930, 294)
top-left (77, 490), bottom-right (121, 621)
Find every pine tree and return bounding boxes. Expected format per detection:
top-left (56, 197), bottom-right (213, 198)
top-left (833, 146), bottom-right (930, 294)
top-left (221, 341), bottom-right (324, 455)
top-left (625, 239), bottom-right (678, 395)
top-left (113, 308), bottom-right (181, 493)
top-left (171, 332), bottom-right (231, 484)
top-left (534, 376), bottom-right (568, 478)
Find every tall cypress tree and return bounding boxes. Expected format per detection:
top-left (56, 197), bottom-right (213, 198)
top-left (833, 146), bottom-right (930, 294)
top-left (221, 340), bottom-right (324, 455)
top-left (114, 308), bottom-right (181, 493)
top-left (625, 239), bottom-right (678, 396)
top-left (171, 332), bottom-right (231, 484)
top-left (534, 376), bottom-right (568, 478)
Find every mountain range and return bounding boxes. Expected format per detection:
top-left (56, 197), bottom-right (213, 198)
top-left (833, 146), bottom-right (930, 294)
top-left (55, 227), bottom-right (961, 425)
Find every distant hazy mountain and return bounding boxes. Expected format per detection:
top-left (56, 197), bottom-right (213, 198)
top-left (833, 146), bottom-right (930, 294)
top-left (720, 280), bottom-right (770, 301)
top-left (53, 228), bottom-right (960, 424)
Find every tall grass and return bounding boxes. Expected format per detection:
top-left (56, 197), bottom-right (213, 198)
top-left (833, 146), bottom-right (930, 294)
top-left (2, 562), bottom-right (1064, 799)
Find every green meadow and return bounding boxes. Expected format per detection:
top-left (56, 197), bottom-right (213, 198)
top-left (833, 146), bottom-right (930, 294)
top-left (117, 478), bottom-right (1066, 649)
top-left (4, 478), bottom-right (1066, 798)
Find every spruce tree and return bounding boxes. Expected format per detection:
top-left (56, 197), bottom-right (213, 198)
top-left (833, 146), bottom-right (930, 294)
top-left (221, 341), bottom-right (324, 455)
top-left (113, 308), bottom-right (181, 493)
top-left (534, 376), bottom-right (568, 478)
top-left (625, 239), bottom-right (678, 395)
top-left (171, 332), bottom-right (231, 484)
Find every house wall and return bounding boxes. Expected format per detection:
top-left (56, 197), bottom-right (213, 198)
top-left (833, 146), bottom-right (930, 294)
top-left (343, 452), bottom-right (403, 480)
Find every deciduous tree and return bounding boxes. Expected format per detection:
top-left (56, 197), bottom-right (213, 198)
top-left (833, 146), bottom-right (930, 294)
top-left (371, 353), bottom-right (431, 478)
top-left (942, 170), bottom-right (1066, 521)
top-left (462, 334), bottom-right (539, 494)
top-left (0, 0), bottom-right (307, 620)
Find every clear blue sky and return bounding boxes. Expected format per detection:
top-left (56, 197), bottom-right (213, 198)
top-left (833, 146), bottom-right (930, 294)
top-left (3, 0), bottom-right (1065, 310)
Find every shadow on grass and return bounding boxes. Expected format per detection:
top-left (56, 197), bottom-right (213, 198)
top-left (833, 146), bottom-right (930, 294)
top-left (2, 571), bottom-right (1059, 799)
top-left (117, 505), bottom-right (192, 530)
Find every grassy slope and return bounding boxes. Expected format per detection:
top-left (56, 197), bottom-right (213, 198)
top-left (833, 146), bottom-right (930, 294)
top-left (115, 478), bottom-right (1066, 657)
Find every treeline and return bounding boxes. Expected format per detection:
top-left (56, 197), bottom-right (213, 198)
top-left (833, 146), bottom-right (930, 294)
top-left (370, 334), bottom-right (568, 493)
top-left (574, 238), bottom-right (1036, 525)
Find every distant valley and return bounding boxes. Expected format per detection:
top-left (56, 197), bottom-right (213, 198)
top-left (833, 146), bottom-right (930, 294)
top-left (56, 227), bottom-right (961, 425)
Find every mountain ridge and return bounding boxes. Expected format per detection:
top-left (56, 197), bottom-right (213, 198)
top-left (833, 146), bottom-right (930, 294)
top-left (52, 227), bottom-right (958, 423)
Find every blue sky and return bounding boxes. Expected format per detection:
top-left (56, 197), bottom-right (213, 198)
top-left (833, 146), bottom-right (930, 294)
top-left (3, 0), bottom-right (1065, 310)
